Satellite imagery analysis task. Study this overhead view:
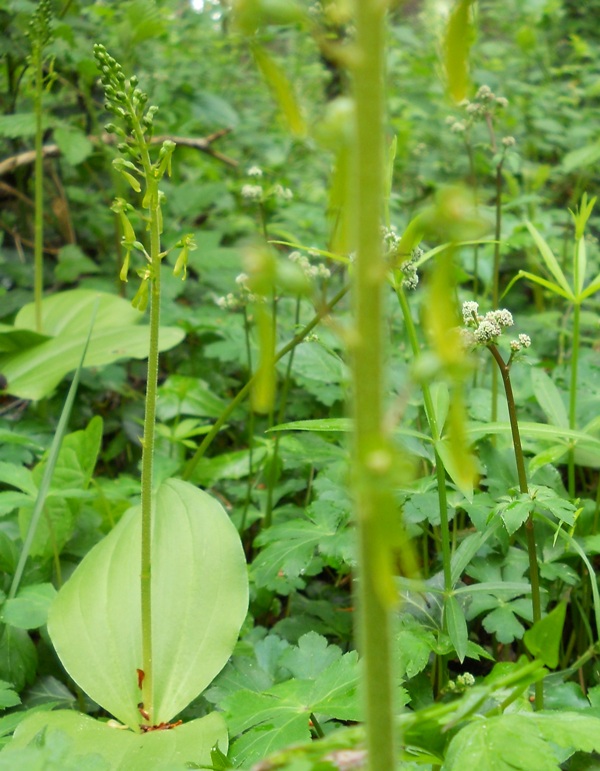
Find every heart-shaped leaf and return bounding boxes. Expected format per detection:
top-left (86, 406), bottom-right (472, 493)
top-left (48, 479), bottom-right (248, 729)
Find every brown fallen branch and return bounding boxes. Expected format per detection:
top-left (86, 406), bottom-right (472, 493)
top-left (0, 128), bottom-right (238, 178)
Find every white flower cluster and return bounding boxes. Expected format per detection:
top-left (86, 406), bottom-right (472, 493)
top-left (381, 225), bottom-right (400, 256)
top-left (273, 184), bottom-right (293, 201)
top-left (400, 246), bottom-right (423, 291)
top-left (288, 250), bottom-right (330, 279)
top-left (462, 301), bottom-right (515, 345)
top-left (510, 334), bottom-right (531, 352)
top-left (215, 292), bottom-right (240, 310)
top-left (241, 184), bottom-right (262, 201)
top-left (247, 166), bottom-right (263, 177)
top-left (380, 227), bottom-right (422, 291)
top-left (446, 84), bottom-right (510, 133)
top-left (215, 272), bottom-right (267, 310)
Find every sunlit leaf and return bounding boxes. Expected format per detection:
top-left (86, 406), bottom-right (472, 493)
top-left (48, 479), bottom-right (248, 728)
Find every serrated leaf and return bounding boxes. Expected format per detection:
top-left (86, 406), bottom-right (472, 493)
top-left (500, 499), bottom-right (532, 536)
top-left (252, 500), bottom-right (352, 594)
top-left (18, 416), bottom-right (102, 558)
top-left (447, 711), bottom-right (600, 771)
top-left (280, 632), bottom-right (341, 680)
top-left (523, 602), bottom-right (566, 668)
top-left (0, 114), bottom-right (37, 139)
top-left (0, 627), bottom-right (37, 692)
top-left (396, 619), bottom-right (437, 680)
top-left (482, 605), bottom-right (527, 644)
top-left (445, 713), bottom-right (561, 770)
top-left (48, 479), bottom-right (248, 728)
top-left (445, 595), bottom-right (468, 663)
top-left (1, 584), bottom-right (57, 630)
top-left (0, 681), bottom-right (20, 710)
top-left (224, 634), bottom-right (361, 766)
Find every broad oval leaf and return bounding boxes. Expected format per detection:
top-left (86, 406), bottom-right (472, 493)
top-left (4, 709), bottom-right (227, 770)
top-left (48, 479), bottom-right (249, 729)
top-left (1, 289), bottom-right (185, 400)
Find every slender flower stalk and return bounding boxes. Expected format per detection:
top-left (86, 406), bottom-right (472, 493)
top-left (463, 302), bottom-right (543, 708)
top-left (93, 45), bottom-right (181, 726)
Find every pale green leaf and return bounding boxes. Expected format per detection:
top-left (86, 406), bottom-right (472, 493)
top-left (1, 290), bottom-right (184, 400)
top-left (445, 713), bottom-right (561, 770)
top-left (504, 269), bottom-right (573, 302)
top-left (562, 142), bottom-right (600, 173)
top-left (0, 114), bottom-right (38, 139)
top-left (579, 270), bottom-right (600, 300)
top-left (48, 479), bottom-right (248, 728)
top-left (444, 0), bottom-right (475, 102)
top-left (253, 45), bottom-right (306, 137)
top-left (530, 368), bottom-right (568, 429)
top-left (18, 416), bottom-right (103, 558)
top-left (4, 710), bottom-right (227, 770)
top-left (525, 222), bottom-right (573, 299)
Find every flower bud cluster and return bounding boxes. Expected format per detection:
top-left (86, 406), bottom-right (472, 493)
top-left (28, 0), bottom-right (53, 51)
top-left (382, 227), bottom-right (422, 291)
top-left (461, 301), bottom-right (531, 357)
top-left (462, 301), bottom-right (515, 344)
top-left (214, 272), bottom-right (267, 310)
top-left (445, 84), bottom-right (514, 146)
top-left (93, 44), bottom-right (155, 143)
top-left (510, 334), bottom-right (531, 352)
top-left (240, 167), bottom-right (293, 205)
top-left (446, 672), bottom-right (476, 693)
top-left (400, 247), bottom-right (422, 291)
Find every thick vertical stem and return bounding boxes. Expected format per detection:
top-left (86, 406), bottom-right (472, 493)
top-left (352, 3), bottom-right (398, 769)
top-left (567, 302), bottom-right (581, 498)
top-left (488, 343), bottom-right (543, 709)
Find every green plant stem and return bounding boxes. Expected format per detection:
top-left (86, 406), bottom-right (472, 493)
top-left (352, 2), bottom-right (398, 768)
top-left (182, 284), bottom-right (350, 482)
top-left (487, 343), bottom-right (543, 709)
top-left (133, 125), bottom-right (162, 727)
top-left (264, 296), bottom-right (302, 529)
top-left (567, 302), bottom-right (581, 498)
top-left (33, 44), bottom-right (44, 334)
top-left (396, 287), bottom-right (451, 593)
top-left (490, 160), bottom-right (504, 426)
top-left (240, 307), bottom-right (255, 534)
